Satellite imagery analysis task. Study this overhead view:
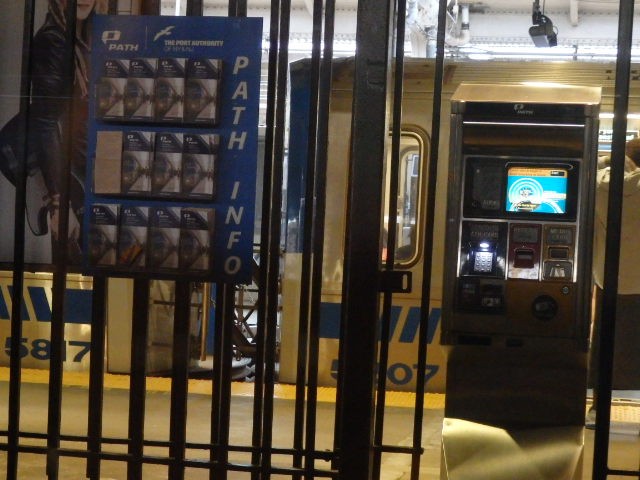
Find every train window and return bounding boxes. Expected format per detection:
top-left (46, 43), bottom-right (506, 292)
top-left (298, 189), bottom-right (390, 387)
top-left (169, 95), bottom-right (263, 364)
top-left (382, 129), bottom-right (428, 266)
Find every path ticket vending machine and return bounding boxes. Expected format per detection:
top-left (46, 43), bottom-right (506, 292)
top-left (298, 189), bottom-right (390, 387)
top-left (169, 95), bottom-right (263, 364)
top-left (441, 84), bottom-right (601, 480)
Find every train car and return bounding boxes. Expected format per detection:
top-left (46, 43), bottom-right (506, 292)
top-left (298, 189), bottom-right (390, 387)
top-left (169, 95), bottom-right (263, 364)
top-left (278, 57), bottom-right (640, 393)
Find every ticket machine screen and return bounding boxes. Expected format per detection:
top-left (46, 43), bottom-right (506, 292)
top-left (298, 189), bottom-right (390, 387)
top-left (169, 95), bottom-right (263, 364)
top-left (505, 166), bottom-right (568, 214)
top-left (463, 157), bottom-right (578, 221)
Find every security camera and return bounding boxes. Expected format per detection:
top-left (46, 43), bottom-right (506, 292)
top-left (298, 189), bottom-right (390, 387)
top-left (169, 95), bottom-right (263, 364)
top-left (530, 0), bottom-right (557, 47)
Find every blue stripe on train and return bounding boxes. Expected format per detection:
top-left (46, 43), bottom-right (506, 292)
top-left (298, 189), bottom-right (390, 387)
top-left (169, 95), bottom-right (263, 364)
top-left (0, 286), bottom-right (92, 324)
top-left (318, 302), bottom-right (440, 344)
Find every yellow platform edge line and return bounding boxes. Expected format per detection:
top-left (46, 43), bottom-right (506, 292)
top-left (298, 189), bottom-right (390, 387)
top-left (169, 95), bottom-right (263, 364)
top-left (0, 367), bottom-right (445, 409)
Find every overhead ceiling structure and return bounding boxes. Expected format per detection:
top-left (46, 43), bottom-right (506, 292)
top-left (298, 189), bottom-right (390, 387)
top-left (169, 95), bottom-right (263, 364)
top-left (162, 0), bottom-right (639, 60)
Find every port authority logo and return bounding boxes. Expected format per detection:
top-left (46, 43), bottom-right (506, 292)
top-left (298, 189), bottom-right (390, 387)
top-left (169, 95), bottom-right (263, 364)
top-left (514, 103), bottom-right (535, 115)
top-left (154, 26), bottom-right (175, 41)
top-left (101, 30), bottom-right (139, 51)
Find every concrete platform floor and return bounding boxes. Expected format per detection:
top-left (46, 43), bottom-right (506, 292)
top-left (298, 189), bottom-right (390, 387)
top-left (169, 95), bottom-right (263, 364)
top-left (0, 369), bottom-right (636, 479)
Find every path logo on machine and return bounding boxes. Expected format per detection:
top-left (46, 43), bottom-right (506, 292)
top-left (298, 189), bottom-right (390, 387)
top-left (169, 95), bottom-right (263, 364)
top-left (514, 103), bottom-right (534, 116)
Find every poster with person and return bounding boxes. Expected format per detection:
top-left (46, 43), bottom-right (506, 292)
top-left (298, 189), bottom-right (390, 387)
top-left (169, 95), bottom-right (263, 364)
top-left (0, 0), bottom-right (108, 268)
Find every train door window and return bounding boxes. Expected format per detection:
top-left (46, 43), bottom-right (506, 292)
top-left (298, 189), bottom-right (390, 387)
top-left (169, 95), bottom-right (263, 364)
top-left (382, 128), bottom-right (429, 265)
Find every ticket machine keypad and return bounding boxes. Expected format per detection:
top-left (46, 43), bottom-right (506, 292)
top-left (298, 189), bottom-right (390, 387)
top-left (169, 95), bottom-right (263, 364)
top-left (455, 221), bottom-right (576, 315)
top-left (473, 251), bottom-right (494, 273)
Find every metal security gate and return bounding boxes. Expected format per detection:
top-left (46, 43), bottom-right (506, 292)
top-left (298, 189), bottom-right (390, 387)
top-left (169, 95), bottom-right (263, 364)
top-left (0, 0), bottom-right (439, 478)
top-left (3, 0), bottom-right (638, 478)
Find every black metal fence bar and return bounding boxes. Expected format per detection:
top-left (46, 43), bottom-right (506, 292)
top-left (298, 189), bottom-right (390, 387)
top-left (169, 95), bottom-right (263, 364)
top-left (411, 1), bottom-right (447, 479)
top-left (228, 0), bottom-right (247, 18)
top-left (124, 3), bottom-right (158, 479)
top-left (46, 0), bottom-right (81, 477)
top-left (141, 0), bottom-right (161, 14)
top-left (210, 283), bottom-right (234, 480)
top-left (593, 1), bottom-right (635, 479)
top-left (127, 278), bottom-right (151, 479)
top-left (85, 10), bottom-right (118, 477)
top-left (304, 0), bottom-right (336, 476)
top-left (170, 2), bottom-right (201, 478)
top-left (372, 0), bottom-right (408, 474)
top-left (253, 0), bottom-right (285, 470)
top-left (86, 276), bottom-right (108, 480)
top-left (210, 284), bottom-right (224, 479)
top-left (220, 284), bottom-right (236, 479)
top-left (168, 281), bottom-right (192, 480)
top-left (261, 0), bottom-right (291, 475)
top-left (85, 14), bottom-right (116, 480)
top-left (7, 1), bottom-right (36, 479)
top-left (186, 0), bottom-right (203, 16)
top-left (293, 0), bottom-right (324, 469)
top-left (336, 0), bottom-right (395, 475)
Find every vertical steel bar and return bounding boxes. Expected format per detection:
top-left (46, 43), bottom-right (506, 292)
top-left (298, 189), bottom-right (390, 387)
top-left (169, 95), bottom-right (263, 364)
top-left (410, 2), bottom-right (447, 478)
top-left (46, 0), bottom-right (78, 477)
top-left (228, 0), bottom-right (247, 18)
top-left (372, 0), bottom-right (407, 474)
top-left (210, 283), bottom-right (225, 480)
top-left (336, 0), bottom-right (395, 475)
top-left (293, 0), bottom-right (324, 471)
top-left (7, 1), bottom-right (36, 478)
top-left (211, 284), bottom-right (234, 480)
top-left (86, 4), bottom-right (118, 475)
top-left (127, 279), bottom-right (150, 480)
top-left (186, 0), bottom-right (203, 16)
top-left (167, 2), bottom-right (201, 477)
top-left (303, 0), bottom-right (335, 476)
top-left (593, 1), bottom-right (635, 479)
top-left (86, 276), bottom-right (108, 480)
top-left (220, 284), bottom-right (236, 479)
top-left (121, 4), bottom-right (157, 479)
top-left (169, 281), bottom-right (192, 480)
top-left (252, 0), bottom-right (283, 472)
top-left (140, 0), bottom-right (161, 14)
top-left (260, 0), bottom-right (291, 477)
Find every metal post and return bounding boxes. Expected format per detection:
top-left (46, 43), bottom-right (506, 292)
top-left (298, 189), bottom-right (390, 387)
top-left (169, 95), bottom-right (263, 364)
top-left (169, 281), bottom-right (192, 480)
top-left (86, 276), bottom-right (108, 480)
top-left (140, 0), bottom-right (161, 14)
top-left (303, 0), bottom-right (335, 476)
top-left (253, 0), bottom-right (286, 470)
top-left (47, 1), bottom-right (78, 477)
top-left (7, 1), bottom-right (36, 478)
top-left (259, 0), bottom-right (290, 476)
top-left (210, 284), bottom-right (224, 479)
top-left (336, 0), bottom-right (395, 476)
top-left (211, 283), bottom-right (234, 480)
top-left (593, 1), bottom-right (635, 478)
top-left (372, 0), bottom-right (407, 473)
top-left (127, 279), bottom-right (150, 479)
top-left (186, 0), bottom-right (203, 16)
top-left (411, 1), bottom-right (448, 478)
top-left (293, 0), bottom-right (325, 471)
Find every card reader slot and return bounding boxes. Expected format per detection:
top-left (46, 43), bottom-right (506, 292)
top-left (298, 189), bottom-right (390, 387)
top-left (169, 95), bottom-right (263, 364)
top-left (513, 248), bottom-right (535, 268)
